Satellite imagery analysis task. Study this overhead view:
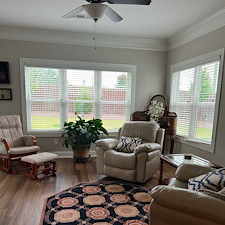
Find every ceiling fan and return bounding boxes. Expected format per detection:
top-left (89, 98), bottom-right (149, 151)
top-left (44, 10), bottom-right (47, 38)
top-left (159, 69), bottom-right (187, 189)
top-left (63, 0), bottom-right (152, 23)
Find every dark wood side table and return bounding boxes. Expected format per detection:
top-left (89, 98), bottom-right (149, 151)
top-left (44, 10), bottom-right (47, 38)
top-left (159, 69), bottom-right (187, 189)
top-left (159, 115), bottom-right (177, 154)
top-left (159, 154), bottom-right (221, 185)
top-left (130, 112), bottom-right (177, 154)
top-left (130, 111), bottom-right (149, 121)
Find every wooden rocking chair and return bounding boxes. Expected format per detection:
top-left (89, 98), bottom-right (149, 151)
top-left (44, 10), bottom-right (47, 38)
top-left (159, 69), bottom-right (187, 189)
top-left (0, 115), bottom-right (40, 173)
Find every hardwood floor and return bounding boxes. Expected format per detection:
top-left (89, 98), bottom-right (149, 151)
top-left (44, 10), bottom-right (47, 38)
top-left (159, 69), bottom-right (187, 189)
top-left (0, 158), bottom-right (175, 225)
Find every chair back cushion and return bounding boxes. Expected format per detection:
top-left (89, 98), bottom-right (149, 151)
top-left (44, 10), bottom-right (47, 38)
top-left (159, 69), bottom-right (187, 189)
top-left (120, 121), bottom-right (160, 143)
top-left (0, 115), bottom-right (24, 147)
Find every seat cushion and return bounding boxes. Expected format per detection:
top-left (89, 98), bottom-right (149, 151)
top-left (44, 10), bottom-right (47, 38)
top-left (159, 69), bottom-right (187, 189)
top-left (115, 136), bottom-right (142, 153)
top-left (188, 168), bottom-right (225, 191)
top-left (21, 152), bottom-right (59, 165)
top-left (8, 145), bottom-right (40, 155)
top-left (104, 150), bottom-right (136, 170)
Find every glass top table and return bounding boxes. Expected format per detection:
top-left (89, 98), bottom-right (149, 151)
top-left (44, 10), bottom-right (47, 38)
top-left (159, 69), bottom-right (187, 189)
top-left (163, 154), bottom-right (215, 167)
top-left (159, 154), bottom-right (220, 184)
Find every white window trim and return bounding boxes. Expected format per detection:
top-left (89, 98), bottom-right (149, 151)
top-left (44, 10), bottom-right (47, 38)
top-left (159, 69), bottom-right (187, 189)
top-left (169, 49), bottom-right (224, 153)
top-left (20, 58), bottom-right (136, 137)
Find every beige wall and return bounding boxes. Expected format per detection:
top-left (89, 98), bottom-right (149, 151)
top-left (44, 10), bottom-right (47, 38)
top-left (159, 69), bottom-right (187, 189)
top-left (0, 39), bottom-right (167, 156)
top-left (167, 25), bottom-right (225, 167)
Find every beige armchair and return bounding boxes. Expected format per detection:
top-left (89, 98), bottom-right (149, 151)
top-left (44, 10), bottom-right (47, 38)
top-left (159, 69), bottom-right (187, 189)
top-left (95, 121), bottom-right (165, 183)
top-left (0, 115), bottom-right (40, 173)
top-left (150, 163), bottom-right (225, 225)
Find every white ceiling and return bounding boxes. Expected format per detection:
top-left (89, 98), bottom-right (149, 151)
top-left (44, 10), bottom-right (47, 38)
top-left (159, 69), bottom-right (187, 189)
top-left (1, 0), bottom-right (225, 41)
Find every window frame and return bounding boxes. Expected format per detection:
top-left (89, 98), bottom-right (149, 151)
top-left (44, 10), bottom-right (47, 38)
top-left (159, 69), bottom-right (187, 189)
top-left (20, 58), bottom-right (136, 137)
top-left (169, 49), bottom-right (224, 153)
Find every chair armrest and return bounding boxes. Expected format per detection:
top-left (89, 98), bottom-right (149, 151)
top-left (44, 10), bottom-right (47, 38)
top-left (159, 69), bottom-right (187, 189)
top-left (134, 143), bottom-right (161, 155)
top-left (0, 138), bottom-right (9, 154)
top-left (22, 135), bottom-right (37, 146)
top-left (95, 138), bottom-right (119, 151)
top-left (151, 185), bottom-right (225, 223)
top-left (175, 163), bottom-right (212, 182)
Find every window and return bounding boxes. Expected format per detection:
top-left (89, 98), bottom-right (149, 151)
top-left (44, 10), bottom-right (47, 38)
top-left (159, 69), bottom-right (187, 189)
top-left (20, 58), bottom-right (136, 135)
top-left (169, 49), bottom-right (224, 152)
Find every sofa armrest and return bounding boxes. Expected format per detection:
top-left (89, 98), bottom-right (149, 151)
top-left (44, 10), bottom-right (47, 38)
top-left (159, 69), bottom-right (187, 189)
top-left (175, 163), bottom-right (212, 182)
top-left (151, 185), bottom-right (225, 224)
top-left (0, 138), bottom-right (9, 155)
top-left (95, 138), bottom-right (119, 151)
top-left (22, 135), bottom-right (37, 146)
top-left (134, 143), bottom-right (161, 155)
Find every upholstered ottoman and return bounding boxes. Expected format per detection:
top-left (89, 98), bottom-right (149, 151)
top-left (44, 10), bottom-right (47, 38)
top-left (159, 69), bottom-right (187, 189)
top-left (21, 152), bottom-right (59, 181)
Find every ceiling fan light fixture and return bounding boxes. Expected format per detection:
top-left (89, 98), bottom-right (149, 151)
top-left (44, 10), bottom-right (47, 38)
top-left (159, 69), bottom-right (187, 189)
top-left (83, 3), bottom-right (108, 21)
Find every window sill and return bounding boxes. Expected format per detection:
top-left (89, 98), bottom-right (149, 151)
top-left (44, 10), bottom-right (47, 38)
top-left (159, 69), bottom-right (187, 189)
top-left (27, 131), bottom-right (118, 138)
top-left (175, 135), bottom-right (214, 153)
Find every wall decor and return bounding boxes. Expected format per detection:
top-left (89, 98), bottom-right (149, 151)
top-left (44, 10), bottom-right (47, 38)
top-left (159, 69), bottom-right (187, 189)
top-left (0, 88), bottom-right (12, 100)
top-left (0, 62), bottom-right (10, 84)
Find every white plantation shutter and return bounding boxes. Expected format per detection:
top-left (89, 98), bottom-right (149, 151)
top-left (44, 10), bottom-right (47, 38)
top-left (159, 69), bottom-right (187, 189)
top-left (65, 69), bottom-right (95, 123)
top-left (23, 60), bottom-right (134, 132)
top-left (100, 71), bottom-right (132, 129)
top-left (25, 67), bottom-right (61, 130)
top-left (170, 49), bottom-right (224, 152)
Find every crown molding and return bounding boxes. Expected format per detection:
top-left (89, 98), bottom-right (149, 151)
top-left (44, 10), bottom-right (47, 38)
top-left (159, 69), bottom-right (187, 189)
top-left (0, 26), bottom-right (167, 51)
top-left (168, 8), bottom-right (225, 50)
top-left (1, 7), bottom-right (225, 52)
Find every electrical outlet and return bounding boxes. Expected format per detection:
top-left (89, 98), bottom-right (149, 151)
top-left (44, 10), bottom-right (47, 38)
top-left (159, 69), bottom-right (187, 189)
top-left (54, 139), bottom-right (59, 145)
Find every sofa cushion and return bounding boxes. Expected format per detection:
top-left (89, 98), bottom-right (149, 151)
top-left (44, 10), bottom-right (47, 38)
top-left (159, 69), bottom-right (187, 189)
top-left (175, 163), bottom-right (212, 182)
top-left (188, 168), bottom-right (225, 191)
top-left (219, 187), bottom-right (225, 195)
top-left (150, 185), bottom-right (225, 224)
top-left (115, 136), bottom-right (142, 153)
top-left (198, 188), bottom-right (225, 201)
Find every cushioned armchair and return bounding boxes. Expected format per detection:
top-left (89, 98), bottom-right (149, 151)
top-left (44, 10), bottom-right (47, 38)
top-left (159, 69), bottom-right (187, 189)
top-left (0, 115), bottom-right (40, 173)
top-left (95, 121), bottom-right (165, 183)
top-left (150, 163), bottom-right (225, 225)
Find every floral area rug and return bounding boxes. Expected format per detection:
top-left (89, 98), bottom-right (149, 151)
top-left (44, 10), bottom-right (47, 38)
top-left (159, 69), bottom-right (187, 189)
top-left (41, 181), bottom-right (152, 225)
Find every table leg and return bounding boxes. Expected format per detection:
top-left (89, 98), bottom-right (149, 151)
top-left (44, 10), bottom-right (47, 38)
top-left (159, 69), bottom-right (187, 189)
top-left (159, 157), bottom-right (164, 184)
top-left (162, 134), bottom-right (166, 154)
top-left (169, 134), bottom-right (175, 154)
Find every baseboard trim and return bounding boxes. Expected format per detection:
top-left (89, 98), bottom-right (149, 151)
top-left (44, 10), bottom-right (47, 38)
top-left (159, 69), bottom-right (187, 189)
top-left (42, 150), bottom-right (97, 158)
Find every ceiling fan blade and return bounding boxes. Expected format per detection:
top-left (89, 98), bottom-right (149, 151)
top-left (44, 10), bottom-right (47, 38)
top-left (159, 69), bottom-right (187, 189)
top-left (107, 0), bottom-right (151, 5)
top-left (63, 6), bottom-right (84, 18)
top-left (105, 7), bottom-right (123, 22)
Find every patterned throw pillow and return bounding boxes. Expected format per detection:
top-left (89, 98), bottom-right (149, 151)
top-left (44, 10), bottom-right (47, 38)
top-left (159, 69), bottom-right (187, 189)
top-left (188, 168), bottom-right (225, 191)
top-left (115, 136), bottom-right (142, 153)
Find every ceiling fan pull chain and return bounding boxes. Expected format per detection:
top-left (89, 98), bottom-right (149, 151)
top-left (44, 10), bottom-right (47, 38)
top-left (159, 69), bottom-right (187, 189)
top-left (93, 20), bottom-right (97, 49)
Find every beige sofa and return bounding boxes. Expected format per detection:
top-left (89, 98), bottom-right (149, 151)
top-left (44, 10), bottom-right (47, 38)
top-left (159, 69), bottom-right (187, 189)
top-left (95, 121), bottom-right (165, 183)
top-left (150, 163), bottom-right (225, 225)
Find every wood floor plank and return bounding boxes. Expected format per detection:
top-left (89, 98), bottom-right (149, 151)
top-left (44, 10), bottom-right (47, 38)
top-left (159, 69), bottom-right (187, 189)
top-left (0, 158), bottom-right (175, 225)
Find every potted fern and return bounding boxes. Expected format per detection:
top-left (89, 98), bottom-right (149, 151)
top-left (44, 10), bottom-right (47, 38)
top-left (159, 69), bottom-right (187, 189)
top-left (60, 114), bottom-right (108, 162)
